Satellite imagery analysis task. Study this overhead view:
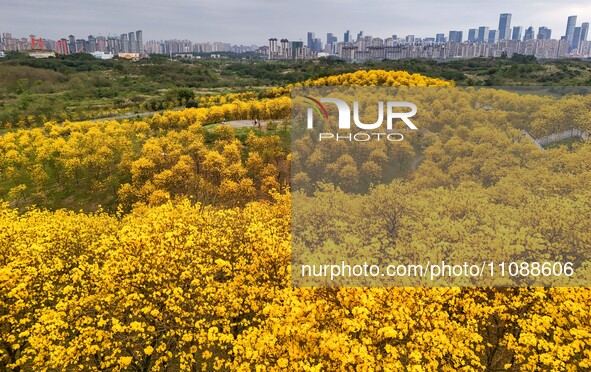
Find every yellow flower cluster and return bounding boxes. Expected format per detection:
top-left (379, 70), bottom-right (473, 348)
top-left (2, 197), bottom-right (590, 370)
top-left (1, 70), bottom-right (591, 371)
top-left (298, 69), bottom-right (454, 87)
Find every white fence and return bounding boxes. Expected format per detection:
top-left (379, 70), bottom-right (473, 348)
top-left (523, 129), bottom-right (589, 149)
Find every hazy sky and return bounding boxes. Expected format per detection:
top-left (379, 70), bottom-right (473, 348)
top-left (3, 0), bottom-right (591, 45)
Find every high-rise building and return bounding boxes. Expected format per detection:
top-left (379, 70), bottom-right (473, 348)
top-left (524, 26), bottom-right (535, 41)
top-left (96, 36), bottom-right (107, 52)
top-left (326, 33), bottom-right (336, 45)
top-left (537, 27), bottom-right (552, 40)
top-left (371, 37), bottom-right (383, 47)
top-left (128, 32), bottom-right (137, 53)
top-left (30, 35), bottom-right (44, 50)
top-left (120, 33), bottom-right (129, 53)
top-left (448, 31), bottom-right (463, 43)
top-left (2, 33), bottom-right (17, 52)
top-left (136, 30), bottom-right (143, 53)
top-left (344, 30), bottom-right (350, 43)
top-left (498, 13), bottom-right (512, 40)
top-left (75, 39), bottom-right (86, 53)
top-left (405, 35), bottom-right (415, 44)
top-left (477, 27), bottom-right (489, 43)
top-left (572, 27), bottom-right (582, 51)
top-left (357, 31), bottom-right (363, 41)
top-left (468, 28), bottom-right (477, 43)
top-left (488, 30), bottom-right (498, 44)
top-left (581, 22), bottom-right (589, 43)
top-left (56, 39), bottom-right (69, 54)
top-left (279, 38), bottom-right (290, 58)
top-left (291, 40), bottom-right (304, 59)
top-left (565, 15), bottom-right (577, 48)
top-left (87, 35), bottom-right (96, 52)
top-left (435, 33), bottom-right (445, 43)
top-left (307, 32), bottom-right (315, 50)
top-left (268, 38), bottom-right (278, 58)
top-left (44, 39), bottom-right (56, 51)
top-left (512, 26), bottom-right (523, 41)
top-left (313, 37), bottom-right (322, 52)
top-left (107, 36), bottom-right (120, 54)
top-left (68, 35), bottom-right (76, 54)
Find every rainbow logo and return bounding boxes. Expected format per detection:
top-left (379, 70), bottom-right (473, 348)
top-left (304, 96), bottom-right (329, 122)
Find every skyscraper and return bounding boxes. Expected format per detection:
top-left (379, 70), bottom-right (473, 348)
top-left (537, 27), bottom-right (552, 40)
top-left (488, 30), bottom-right (498, 44)
top-left (581, 22), bottom-right (589, 43)
top-left (68, 35), bottom-right (76, 54)
top-left (280, 38), bottom-right (289, 58)
top-left (313, 37), bottom-right (322, 52)
top-left (344, 30), bottom-right (350, 43)
top-left (120, 33), bottom-right (129, 53)
top-left (448, 31), bottom-right (463, 43)
top-left (307, 32), bottom-right (315, 50)
top-left (56, 39), bottom-right (69, 54)
top-left (523, 26), bottom-right (535, 41)
top-left (326, 33), bottom-right (336, 45)
top-left (87, 35), bottom-right (96, 53)
top-left (136, 30), bottom-right (143, 53)
top-left (477, 27), bottom-right (489, 43)
top-left (565, 15), bottom-right (577, 48)
top-left (268, 38), bottom-right (278, 58)
top-left (96, 36), bottom-right (107, 52)
top-left (435, 33), bottom-right (445, 43)
top-left (128, 32), bottom-right (137, 53)
top-left (512, 26), bottom-right (523, 41)
top-left (468, 28), bottom-right (477, 43)
top-left (75, 39), bottom-right (86, 53)
top-left (498, 13), bottom-right (512, 40)
top-left (572, 27), bottom-right (582, 51)
top-left (291, 40), bottom-right (303, 59)
top-left (107, 36), bottom-right (120, 54)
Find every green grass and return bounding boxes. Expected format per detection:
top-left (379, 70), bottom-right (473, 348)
top-left (0, 167), bottom-right (119, 212)
top-left (545, 136), bottom-right (585, 150)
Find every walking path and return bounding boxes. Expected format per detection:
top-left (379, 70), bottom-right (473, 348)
top-left (223, 120), bottom-right (270, 128)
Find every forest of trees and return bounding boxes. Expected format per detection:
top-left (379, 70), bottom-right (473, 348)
top-left (1, 67), bottom-right (591, 370)
top-left (1, 52), bottom-right (591, 128)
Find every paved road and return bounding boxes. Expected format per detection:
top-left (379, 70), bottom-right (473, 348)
top-left (90, 111), bottom-right (271, 129)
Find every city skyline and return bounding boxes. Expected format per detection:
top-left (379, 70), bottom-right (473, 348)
top-left (265, 12), bottom-right (590, 61)
top-left (3, 12), bottom-right (591, 52)
top-left (3, 0), bottom-right (591, 45)
top-left (2, 9), bottom-right (591, 61)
